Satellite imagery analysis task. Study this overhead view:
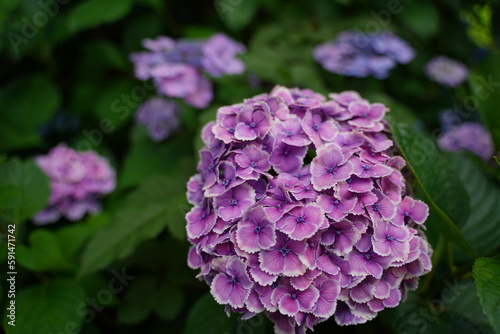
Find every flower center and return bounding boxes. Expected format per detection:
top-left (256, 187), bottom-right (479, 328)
top-left (230, 199), bottom-right (238, 206)
top-left (363, 165), bottom-right (371, 170)
top-left (222, 179), bottom-right (230, 186)
top-left (365, 253), bottom-right (371, 260)
top-left (282, 149), bottom-right (289, 156)
top-left (296, 216), bottom-right (305, 223)
top-left (373, 203), bottom-right (380, 211)
top-left (250, 122), bottom-right (256, 128)
top-left (346, 178), bottom-right (353, 184)
top-left (404, 211), bottom-right (410, 217)
top-left (286, 131), bottom-right (293, 137)
top-left (280, 247), bottom-right (291, 257)
top-left (327, 167), bottom-right (336, 174)
top-left (208, 164), bottom-right (215, 171)
top-left (229, 128), bottom-right (235, 134)
top-left (313, 124), bottom-right (319, 131)
top-left (254, 226), bottom-right (262, 234)
top-left (229, 276), bottom-right (238, 284)
top-left (386, 235), bottom-right (394, 241)
top-left (291, 293), bottom-right (297, 299)
top-left (335, 230), bottom-right (341, 235)
top-left (250, 161), bottom-right (257, 168)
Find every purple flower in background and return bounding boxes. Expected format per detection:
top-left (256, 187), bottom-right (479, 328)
top-left (34, 144), bottom-right (116, 224)
top-left (186, 85), bottom-right (432, 332)
top-left (438, 122), bottom-right (494, 160)
top-left (135, 97), bottom-right (180, 142)
top-left (202, 33), bottom-right (246, 77)
top-left (314, 30), bottom-right (415, 79)
top-left (130, 33), bottom-right (245, 109)
top-left (425, 56), bottom-right (468, 87)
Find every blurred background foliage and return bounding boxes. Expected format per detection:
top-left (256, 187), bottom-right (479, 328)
top-left (1, 0), bottom-right (500, 333)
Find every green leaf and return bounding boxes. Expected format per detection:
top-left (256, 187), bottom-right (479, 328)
top-left (215, 0), bottom-right (259, 31)
top-left (474, 257), bottom-right (500, 333)
top-left (182, 293), bottom-right (234, 334)
top-left (0, 158), bottom-right (50, 224)
top-left (385, 289), bottom-right (494, 334)
top-left (399, 2), bottom-right (439, 38)
top-left (56, 215), bottom-right (108, 260)
top-left (120, 128), bottom-right (195, 189)
top-left (0, 74), bottom-right (61, 152)
top-left (0, 185), bottom-right (21, 211)
top-left (387, 120), bottom-right (473, 256)
top-left (67, 0), bottom-right (134, 33)
top-left (3, 279), bottom-right (86, 334)
top-left (117, 275), bottom-right (156, 324)
top-left (79, 176), bottom-right (188, 275)
top-left (470, 55), bottom-right (500, 148)
top-left (154, 282), bottom-right (185, 321)
top-left (16, 229), bottom-right (75, 272)
top-left (94, 80), bottom-right (137, 130)
top-left (494, 156), bottom-right (500, 166)
top-left (451, 155), bottom-right (500, 256)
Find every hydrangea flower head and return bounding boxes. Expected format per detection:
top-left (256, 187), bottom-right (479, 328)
top-left (130, 33), bottom-right (245, 108)
top-left (135, 97), bottom-right (180, 142)
top-left (424, 56), bottom-right (468, 87)
top-left (34, 144), bottom-right (116, 224)
top-left (186, 86), bottom-right (432, 333)
top-left (314, 30), bottom-right (415, 79)
top-left (438, 122), bottom-right (493, 160)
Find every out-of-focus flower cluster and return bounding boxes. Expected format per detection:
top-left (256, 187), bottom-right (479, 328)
top-left (438, 122), bottom-right (493, 161)
top-left (314, 30), bottom-right (414, 79)
top-left (130, 33), bottom-right (245, 109)
top-left (424, 56), bottom-right (468, 87)
top-left (185, 86), bottom-right (432, 333)
top-left (135, 97), bottom-right (180, 142)
top-left (34, 144), bottom-right (116, 225)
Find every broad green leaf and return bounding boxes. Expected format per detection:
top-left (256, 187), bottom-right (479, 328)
top-left (470, 55), bottom-right (500, 148)
top-left (399, 2), bottom-right (439, 38)
top-left (385, 289), bottom-right (494, 334)
top-left (117, 275), bottom-right (156, 324)
top-left (16, 229), bottom-right (75, 272)
top-left (56, 215), bottom-right (108, 260)
top-left (215, 0), bottom-right (259, 31)
top-left (94, 80), bottom-right (137, 130)
top-left (79, 176), bottom-right (188, 275)
top-left (120, 128), bottom-right (195, 189)
top-left (0, 158), bottom-right (50, 223)
top-left (67, 0), bottom-right (134, 33)
top-left (154, 282), bottom-right (184, 321)
top-left (387, 120), bottom-right (473, 256)
top-left (474, 257), bottom-right (500, 334)
top-left (82, 41), bottom-right (129, 71)
top-left (0, 74), bottom-right (61, 152)
top-left (0, 185), bottom-right (21, 210)
top-left (182, 293), bottom-right (235, 334)
top-left (451, 155), bottom-right (500, 256)
top-left (3, 279), bottom-right (86, 334)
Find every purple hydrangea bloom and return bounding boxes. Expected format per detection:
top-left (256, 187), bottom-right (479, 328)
top-left (33, 144), bottom-right (116, 225)
top-left (314, 30), bottom-right (415, 79)
top-left (424, 56), bottom-right (468, 87)
top-left (130, 33), bottom-right (245, 109)
top-left (186, 86), bottom-right (432, 333)
top-left (438, 122), bottom-right (494, 161)
top-left (135, 97), bottom-right (180, 142)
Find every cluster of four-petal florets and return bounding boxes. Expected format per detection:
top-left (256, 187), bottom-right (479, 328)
top-left (186, 86), bottom-right (432, 332)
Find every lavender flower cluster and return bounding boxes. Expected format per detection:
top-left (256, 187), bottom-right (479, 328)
top-left (424, 56), bottom-right (468, 87)
top-left (438, 122), bottom-right (494, 161)
top-left (314, 30), bottom-right (415, 79)
top-left (34, 144), bottom-right (116, 225)
top-left (130, 33), bottom-right (245, 109)
top-left (135, 97), bottom-right (180, 142)
top-left (185, 86), bottom-right (432, 333)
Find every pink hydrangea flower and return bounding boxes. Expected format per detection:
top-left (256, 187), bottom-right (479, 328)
top-left (186, 86), bottom-right (432, 333)
top-left (33, 144), bottom-right (115, 224)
